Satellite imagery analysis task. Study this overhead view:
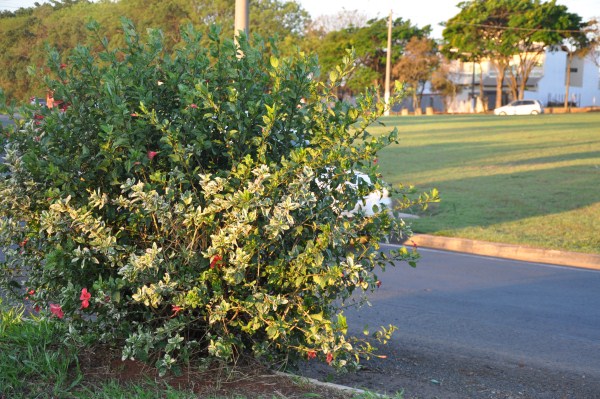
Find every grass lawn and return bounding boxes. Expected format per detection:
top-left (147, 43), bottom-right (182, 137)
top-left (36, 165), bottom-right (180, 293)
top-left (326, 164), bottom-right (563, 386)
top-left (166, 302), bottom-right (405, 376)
top-left (372, 112), bottom-right (600, 254)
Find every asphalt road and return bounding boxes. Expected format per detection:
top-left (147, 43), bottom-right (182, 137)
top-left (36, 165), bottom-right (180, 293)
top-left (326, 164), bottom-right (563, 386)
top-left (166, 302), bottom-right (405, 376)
top-left (0, 114), bottom-right (16, 127)
top-left (354, 245), bottom-right (600, 373)
top-left (300, 245), bottom-right (600, 398)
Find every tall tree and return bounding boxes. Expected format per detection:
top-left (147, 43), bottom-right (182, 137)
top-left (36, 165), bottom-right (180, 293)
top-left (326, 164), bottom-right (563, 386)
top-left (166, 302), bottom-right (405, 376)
top-left (304, 17), bottom-right (430, 97)
top-left (561, 17), bottom-right (598, 110)
top-left (443, 0), bottom-right (514, 108)
top-left (506, 1), bottom-right (583, 100)
top-left (443, 0), bottom-right (586, 106)
top-left (430, 61), bottom-right (459, 112)
top-left (0, 0), bottom-right (310, 102)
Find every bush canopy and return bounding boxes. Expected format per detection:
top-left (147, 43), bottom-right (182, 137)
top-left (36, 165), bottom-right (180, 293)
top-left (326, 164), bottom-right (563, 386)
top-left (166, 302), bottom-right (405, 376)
top-left (0, 19), bottom-right (436, 375)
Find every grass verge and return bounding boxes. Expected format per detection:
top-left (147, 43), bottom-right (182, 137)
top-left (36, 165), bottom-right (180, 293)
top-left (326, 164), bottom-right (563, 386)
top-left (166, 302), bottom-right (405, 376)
top-left (374, 113), bottom-right (600, 254)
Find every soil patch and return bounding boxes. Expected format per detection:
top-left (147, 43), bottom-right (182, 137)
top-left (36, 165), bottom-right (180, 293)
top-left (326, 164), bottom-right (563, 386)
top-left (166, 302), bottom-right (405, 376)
top-left (77, 347), bottom-right (353, 398)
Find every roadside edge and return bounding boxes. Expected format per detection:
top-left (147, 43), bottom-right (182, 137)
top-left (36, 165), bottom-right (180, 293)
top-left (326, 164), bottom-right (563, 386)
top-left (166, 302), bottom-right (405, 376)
top-left (407, 234), bottom-right (600, 271)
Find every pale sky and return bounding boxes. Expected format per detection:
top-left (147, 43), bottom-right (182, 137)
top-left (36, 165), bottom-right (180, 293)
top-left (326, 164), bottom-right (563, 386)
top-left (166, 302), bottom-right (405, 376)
top-left (0, 0), bottom-right (598, 39)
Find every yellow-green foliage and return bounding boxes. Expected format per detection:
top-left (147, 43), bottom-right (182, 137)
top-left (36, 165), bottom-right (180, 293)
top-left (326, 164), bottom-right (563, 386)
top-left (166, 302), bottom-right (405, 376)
top-left (0, 21), bottom-right (435, 375)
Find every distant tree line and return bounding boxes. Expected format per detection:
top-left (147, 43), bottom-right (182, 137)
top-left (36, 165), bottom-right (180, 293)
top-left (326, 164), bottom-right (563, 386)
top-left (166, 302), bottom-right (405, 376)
top-left (0, 0), bottom-right (596, 108)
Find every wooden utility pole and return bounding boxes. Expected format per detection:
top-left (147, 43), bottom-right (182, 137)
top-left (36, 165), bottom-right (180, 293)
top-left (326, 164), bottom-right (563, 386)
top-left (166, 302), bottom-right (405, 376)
top-left (235, 0), bottom-right (249, 38)
top-left (384, 10), bottom-right (393, 116)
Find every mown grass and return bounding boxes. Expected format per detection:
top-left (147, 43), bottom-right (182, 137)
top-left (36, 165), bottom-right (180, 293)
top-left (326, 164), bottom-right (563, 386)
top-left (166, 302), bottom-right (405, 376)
top-left (0, 300), bottom-right (402, 398)
top-left (373, 112), bottom-right (600, 254)
top-left (0, 302), bottom-right (82, 398)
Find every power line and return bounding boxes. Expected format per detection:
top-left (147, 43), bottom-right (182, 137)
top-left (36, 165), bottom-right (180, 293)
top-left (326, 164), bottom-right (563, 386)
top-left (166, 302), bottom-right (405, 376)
top-left (457, 22), bottom-right (593, 34)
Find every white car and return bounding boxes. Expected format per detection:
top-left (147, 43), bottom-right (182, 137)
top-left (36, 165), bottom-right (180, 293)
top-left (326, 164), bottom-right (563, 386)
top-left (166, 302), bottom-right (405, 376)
top-left (346, 171), bottom-right (392, 216)
top-left (494, 99), bottom-right (543, 115)
top-left (316, 170), bottom-right (392, 217)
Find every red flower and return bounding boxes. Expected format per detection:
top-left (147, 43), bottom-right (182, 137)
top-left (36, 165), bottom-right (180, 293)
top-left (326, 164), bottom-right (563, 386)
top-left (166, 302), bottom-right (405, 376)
top-left (60, 63), bottom-right (67, 69)
top-left (376, 280), bottom-right (382, 288)
top-left (24, 288), bottom-right (34, 301)
top-left (80, 288), bottom-right (91, 309)
top-left (171, 305), bottom-right (183, 318)
top-left (147, 151), bottom-right (158, 161)
top-left (326, 352), bottom-right (333, 365)
top-left (34, 305), bottom-right (40, 313)
top-left (34, 114), bottom-right (44, 120)
top-left (307, 350), bottom-right (317, 360)
top-left (210, 254), bottom-right (223, 269)
top-left (19, 238), bottom-right (29, 247)
top-left (373, 158), bottom-right (378, 164)
top-left (411, 240), bottom-right (418, 249)
top-left (130, 113), bottom-right (139, 117)
top-left (49, 303), bottom-right (64, 319)
top-left (189, 103), bottom-right (198, 109)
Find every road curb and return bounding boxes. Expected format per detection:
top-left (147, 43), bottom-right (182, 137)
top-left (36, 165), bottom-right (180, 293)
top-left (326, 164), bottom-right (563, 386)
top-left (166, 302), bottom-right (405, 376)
top-left (406, 234), bottom-right (600, 271)
top-left (273, 371), bottom-right (386, 398)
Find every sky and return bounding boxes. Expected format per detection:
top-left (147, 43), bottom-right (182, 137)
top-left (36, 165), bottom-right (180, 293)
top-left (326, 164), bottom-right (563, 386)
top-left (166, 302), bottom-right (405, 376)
top-left (0, 0), bottom-right (598, 39)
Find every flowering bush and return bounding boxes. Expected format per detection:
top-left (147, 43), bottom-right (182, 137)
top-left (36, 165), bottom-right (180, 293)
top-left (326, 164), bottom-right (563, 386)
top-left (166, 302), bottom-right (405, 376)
top-left (0, 20), bottom-right (437, 375)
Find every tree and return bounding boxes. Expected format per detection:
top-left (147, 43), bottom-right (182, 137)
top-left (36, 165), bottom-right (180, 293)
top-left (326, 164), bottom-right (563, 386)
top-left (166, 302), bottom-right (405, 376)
top-left (393, 36), bottom-right (439, 111)
top-left (506, 1), bottom-right (583, 100)
top-left (307, 9), bottom-right (368, 34)
top-left (0, 0), bottom-right (310, 103)
top-left (443, 0), bottom-right (586, 106)
top-left (443, 0), bottom-right (514, 108)
top-left (430, 61), bottom-right (460, 112)
top-left (562, 18), bottom-right (598, 110)
top-left (304, 17), bottom-right (431, 97)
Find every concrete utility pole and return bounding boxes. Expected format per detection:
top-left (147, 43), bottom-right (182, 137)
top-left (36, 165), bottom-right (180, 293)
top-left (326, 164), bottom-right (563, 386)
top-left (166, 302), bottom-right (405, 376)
top-left (384, 10), bottom-right (393, 116)
top-left (234, 0), bottom-right (249, 38)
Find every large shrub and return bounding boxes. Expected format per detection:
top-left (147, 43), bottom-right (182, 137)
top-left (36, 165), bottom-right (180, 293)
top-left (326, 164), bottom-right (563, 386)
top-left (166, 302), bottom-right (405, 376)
top-left (0, 20), bottom-right (436, 374)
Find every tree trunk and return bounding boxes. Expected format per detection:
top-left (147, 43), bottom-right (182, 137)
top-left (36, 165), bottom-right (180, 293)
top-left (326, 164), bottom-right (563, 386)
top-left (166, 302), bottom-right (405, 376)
top-left (518, 64), bottom-right (530, 100)
top-left (494, 63), bottom-right (507, 109)
top-left (508, 69), bottom-right (519, 101)
top-left (413, 92), bottom-right (420, 113)
top-left (479, 64), bottom-right (486, 111)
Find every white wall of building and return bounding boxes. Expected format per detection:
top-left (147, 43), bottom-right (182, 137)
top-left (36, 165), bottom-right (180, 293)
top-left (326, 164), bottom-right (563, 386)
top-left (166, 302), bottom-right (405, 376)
top-left (525, 50), bottom-right (600, 107)
top-left (444, 48), bottom-right (600, 111)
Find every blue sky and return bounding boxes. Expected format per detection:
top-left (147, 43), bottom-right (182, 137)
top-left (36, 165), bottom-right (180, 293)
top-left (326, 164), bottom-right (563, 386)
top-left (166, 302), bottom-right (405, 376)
top-left (0, 0), bottom-right (597, 38)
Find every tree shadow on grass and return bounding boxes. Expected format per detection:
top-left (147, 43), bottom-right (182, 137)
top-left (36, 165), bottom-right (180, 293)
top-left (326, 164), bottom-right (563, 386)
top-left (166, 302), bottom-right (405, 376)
top-left (496, 150), bottom-right (600, 166)
top-left (405, 165), bottom-right (600, 234)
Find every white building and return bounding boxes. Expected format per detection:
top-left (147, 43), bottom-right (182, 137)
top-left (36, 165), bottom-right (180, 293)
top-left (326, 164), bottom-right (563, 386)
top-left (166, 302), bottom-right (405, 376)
top-left (445, 48), bottom-right (600, 113)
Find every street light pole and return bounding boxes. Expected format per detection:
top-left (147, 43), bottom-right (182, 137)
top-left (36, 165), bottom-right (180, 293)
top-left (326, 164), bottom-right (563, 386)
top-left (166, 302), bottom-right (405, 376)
top-left (234, 0), bottom-right (249, 38)
top-left (384, 10), bottom-right (392, 116)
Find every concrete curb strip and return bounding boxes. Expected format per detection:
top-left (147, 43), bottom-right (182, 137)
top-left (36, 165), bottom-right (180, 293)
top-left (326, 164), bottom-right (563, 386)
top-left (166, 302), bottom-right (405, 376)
top-left (273, 371), bottom-right (385, 397)
top-left (409, 234), bottom-right (600, 271)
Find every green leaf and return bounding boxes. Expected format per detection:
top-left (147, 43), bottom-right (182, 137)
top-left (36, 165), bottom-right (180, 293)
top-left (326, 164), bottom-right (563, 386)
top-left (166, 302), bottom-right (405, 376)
top-left (329, 70), bottom-right (338, 83)
top-left (313, 275), bottom-right (328, 289)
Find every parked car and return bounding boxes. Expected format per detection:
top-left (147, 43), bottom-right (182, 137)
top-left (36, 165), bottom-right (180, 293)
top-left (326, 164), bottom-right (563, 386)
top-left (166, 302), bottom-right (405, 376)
top-left (494, 99), bottom-right (543, 115)
top-left (346, 171), bottom-right (392, 216)
top-left (316, 169), bottom-right (392, 217)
